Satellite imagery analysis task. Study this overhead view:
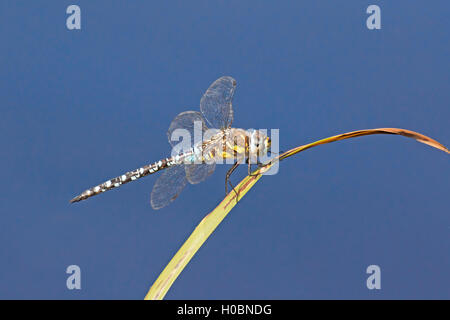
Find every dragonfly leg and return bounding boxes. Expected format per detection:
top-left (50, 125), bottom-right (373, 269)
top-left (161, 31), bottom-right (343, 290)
top-left (248, 162), bottom-right (264, 177)
top-left (246, 156), bottom-right (257, 177)
top-left (225, 162), bottom-right (240, 198)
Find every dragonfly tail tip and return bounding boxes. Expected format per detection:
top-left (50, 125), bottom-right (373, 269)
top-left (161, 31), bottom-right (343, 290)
top-left (69, 196), bottom-right (81, 204)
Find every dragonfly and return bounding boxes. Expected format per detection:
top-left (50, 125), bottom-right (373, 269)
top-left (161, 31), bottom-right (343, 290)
top-left (70, 76), bottom-right (271, 209)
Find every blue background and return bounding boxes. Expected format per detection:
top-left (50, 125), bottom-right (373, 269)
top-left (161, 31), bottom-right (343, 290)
top-left (0, 1), bottom-right (448, 299)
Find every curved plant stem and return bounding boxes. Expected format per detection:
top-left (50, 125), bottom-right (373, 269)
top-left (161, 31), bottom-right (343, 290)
top-left (144, 128), bottom-right (448, 300)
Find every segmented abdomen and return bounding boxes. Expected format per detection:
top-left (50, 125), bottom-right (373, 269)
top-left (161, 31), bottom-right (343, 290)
top-left (70, 152), bottom-right (191, 203)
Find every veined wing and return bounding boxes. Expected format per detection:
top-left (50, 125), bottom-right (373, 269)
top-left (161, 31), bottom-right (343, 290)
top-left (185, 162), bottom-right (216, 185)
top-left (150, 164), bottom-right (188, 210)
top-left (186, 131), bottom-right (236, 184)
top-left (184, 129), bottom-right (228, 184)
top-left (167, 111), bottom-right (207, 148)
top-left (200, 76), bottom-right (236, 129)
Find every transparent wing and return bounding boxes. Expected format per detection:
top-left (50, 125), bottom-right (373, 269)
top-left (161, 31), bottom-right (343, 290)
top-left (150, 164), bottom-right (188, 210)
top-left (185, 162), bottom-right (216, 185)
top-left (200, 76), bottom-right (236, 129)
top-left (185, 135), bottom-right (222, 184)
top-left (167, 111), bottom-right (207, 147)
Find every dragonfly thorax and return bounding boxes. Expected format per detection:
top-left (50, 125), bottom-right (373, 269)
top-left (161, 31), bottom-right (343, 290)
top-left (198, 128), bottom-right (270, 165)
top-left (246, 128), bottom-right (271, 163)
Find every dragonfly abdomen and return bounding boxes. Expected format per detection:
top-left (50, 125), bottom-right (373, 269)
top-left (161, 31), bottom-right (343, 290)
top-left (70, 153), bottom-right (189, 203)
